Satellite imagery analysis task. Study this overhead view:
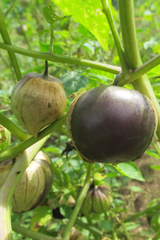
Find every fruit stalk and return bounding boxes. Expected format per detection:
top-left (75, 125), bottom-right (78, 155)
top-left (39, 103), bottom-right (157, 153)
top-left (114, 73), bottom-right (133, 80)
top-left (62, 163), bottom-right (93, 240)
top-left (118, 0), bottom-right (160, 140)
top-left (0, 136), bottom-right (49, 240)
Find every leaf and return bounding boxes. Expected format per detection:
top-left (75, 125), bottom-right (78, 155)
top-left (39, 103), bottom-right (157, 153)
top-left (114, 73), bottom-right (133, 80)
top-left (52, 0), bottom-right (117, 51)
top-left (60, 205), bottom-right (73, 218)
top-left (38, 41), bottom-right (50, 52)
top-left (130, 186), bottom-right (144, 192)
top-left (124, 222), bottom-right (141, 231)
top-left (53, 44), bottom-right (64, 55)
top-left (151, 165), bottom-right (160, 171)
top-left (51, 163), bottom-right (71, 187)
top-left (114, 162), bottom-right (145, 182)
top-left (98, 219), bottom-right (112, 231)
top-left (43, 5), bottom-right (71, 25)
top-left (145, 149), bottom-right (160, 159)
top-left (30, 206), bottom-right (52, 231)
top-left (94, 172), bottom-right (108, 181)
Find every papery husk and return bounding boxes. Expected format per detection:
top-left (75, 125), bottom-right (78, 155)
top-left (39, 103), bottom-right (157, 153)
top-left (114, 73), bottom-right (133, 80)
top-left (11, 73), bottom-right (67, 138)
top-left (11, 151), bottom-right (53, 213)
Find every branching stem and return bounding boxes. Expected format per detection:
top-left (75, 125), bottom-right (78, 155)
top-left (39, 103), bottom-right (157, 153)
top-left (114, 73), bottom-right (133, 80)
top-left (0, 136), bottom-right (49, 240)
top-left (0, 112), bottom-right (29, 141)
top-left (62, 163), bottom-right (93, 240)
top-left (0, 5), bottom-right (21, 81)
top-left (0, 115), bottom-right (66, 162)
top-left (101, 0), bottom-right (128, 73)
top-left (0, 42), bottom-right (121, 74)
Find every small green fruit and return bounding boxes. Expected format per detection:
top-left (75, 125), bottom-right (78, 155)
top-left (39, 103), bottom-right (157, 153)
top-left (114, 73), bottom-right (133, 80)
top-left (11, 62), bottom-right (67, 138)
top-left (82, 183), bottom-right (113, 214)
top-left (67, 85), bottom-right (157, 164)
top-left (0, 125), bottom-right (11, 152)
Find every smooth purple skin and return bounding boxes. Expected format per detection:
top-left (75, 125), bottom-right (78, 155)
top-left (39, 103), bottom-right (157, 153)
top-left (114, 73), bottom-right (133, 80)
top-left (70, 85), bottom-right (156, 164)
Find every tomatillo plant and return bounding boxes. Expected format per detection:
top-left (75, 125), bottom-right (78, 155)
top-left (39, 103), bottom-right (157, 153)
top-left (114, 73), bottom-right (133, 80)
top-left (1, 0), bottom-right (160, 240)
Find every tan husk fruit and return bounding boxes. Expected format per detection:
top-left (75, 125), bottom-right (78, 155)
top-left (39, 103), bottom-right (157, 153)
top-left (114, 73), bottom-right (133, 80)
top-left (0, 151), bottom-right (53, 213)
top-left (67, 85), bottom-right (157, 164)
top-left (11, 61), bottom-right (67, 138)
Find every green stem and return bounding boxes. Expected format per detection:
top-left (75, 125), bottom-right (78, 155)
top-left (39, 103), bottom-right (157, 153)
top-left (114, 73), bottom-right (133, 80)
top-left (49, 24), bottom-right (54, 54)
top-left (118, 0), bottom-right (160, 141)
top-left (121, 222), bottom-right (131, 240)
top-left (152, 229), bottom-right (160, 240)
top-left (0, 115), bottom-right (66, 162)
top-left (0, 112), bottom-right (30, 141)
top-left (12, 223), bottom-right (56, 240)
top-left (118, 54), bottom-right (160, 85)
top-left (101, 0), bottom-right (128, 73)
top-left (0, 6), bottom-right (22, 81)
top-left (0, 136), bottom-right (49, 240)
top-left (75, 219), bottom-right (102, 238)
top-left (62, 164), bottom-right (93, 240)
top-left (4, 0), bottom-right (18, 18)
top-left (0, 42), bottom-right (121, 74)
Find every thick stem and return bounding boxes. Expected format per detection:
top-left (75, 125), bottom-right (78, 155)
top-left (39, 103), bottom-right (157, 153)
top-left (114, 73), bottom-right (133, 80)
top-left (0, 5), bottom-right (21, 81)
top-left (101, 0), bottom-right (128, 73)
top-left (0, 42), bottom-right (121, 74)
top-left (118, 54), bottom-right (160, 85)
top-left (121, 222), bottom-right (131, 240)
top-left (0, 115), bottom-right (66, 162)
top-left (0, 113), bottom-right (29, 141)
top-left (62, 164), bottom-right (93, 240)
top-left (0, 136), bottom-right (49, 240)
top-left (12, 223), bottom-right (56, 240)
top-left (118, 0), bottom-right (160, 140)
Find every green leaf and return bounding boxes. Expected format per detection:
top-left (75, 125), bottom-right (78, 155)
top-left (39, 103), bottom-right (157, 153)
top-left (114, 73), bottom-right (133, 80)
top-left (51, 163), bottom-right (71, 187)
top-left (60, 205), bottom-right (73, 218)
top-left (38, 41), bottom-right (50, 52)
top-left (52, 0), bottom-right (117, 51)
top-left (145, 149), bottom-right (160, 159)
top-left (130, 186), bottom-right (144, 192)
top-left (30, 206), bottom-right (52, 231)
top-left (53, 44), bottom-right (64, 55)
top-left (98, 219), bottom-right (112, 231)
top-left (124, 222), bottom-right (141, 231)
top-left (43, 5), bottom-right (71, 25)
top-left (150, 165), bottom-right (160, 171)
top-left (114, 162), bottom-right (145, 182)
